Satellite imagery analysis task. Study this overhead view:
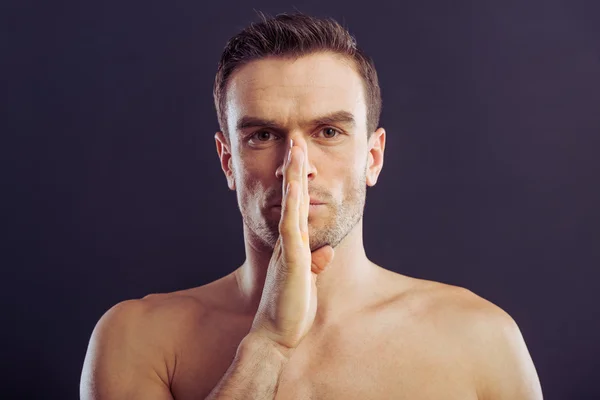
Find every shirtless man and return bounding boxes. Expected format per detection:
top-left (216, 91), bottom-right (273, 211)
top-left (80, 12), bottom-right (543, 400)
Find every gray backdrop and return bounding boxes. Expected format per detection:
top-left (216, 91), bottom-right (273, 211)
top-left (3, 0), bottom-right (599, 399)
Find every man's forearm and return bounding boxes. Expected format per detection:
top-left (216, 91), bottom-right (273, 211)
top-left (205, 333), bottom-right (292, 400)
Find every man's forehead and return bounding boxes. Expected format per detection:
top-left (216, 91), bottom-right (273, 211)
top-left (226, 54), bottom-right (367, 131)
top-left (229, 53), bottom-right (362, 96)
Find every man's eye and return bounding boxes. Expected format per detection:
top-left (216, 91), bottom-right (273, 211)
top-left (320, 127), bottom-right (341, 139)
top-left (250, 131), bottom-right (276, 142)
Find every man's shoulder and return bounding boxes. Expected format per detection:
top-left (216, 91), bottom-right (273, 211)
top-left (394, 276), bottom-right (541, 398)
top-left (97, 273), bottom-right (237, 347)
top-left (382, 273), bottom-right (520, 354)
top-left (94, 277), bottom-right (233, 364)
top-left (82, 276), bottom-right (241, 398)
top-left (393, 275), bottom-right (515, 329)
top-left (135, 273), bottom-right (239, 329)
top-left (96, 286), bottom-right (212, 353)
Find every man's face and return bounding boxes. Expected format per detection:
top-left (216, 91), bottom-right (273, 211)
top-left (222, 52), bottom-right (373, 252)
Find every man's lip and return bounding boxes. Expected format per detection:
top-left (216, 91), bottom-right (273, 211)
top-left (271, 197), bottom-right (324, 206)
top-left (272, 203), bottom-right (324, 207)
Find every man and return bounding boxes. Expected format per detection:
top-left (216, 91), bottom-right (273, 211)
top-left (80, 12), bottom-right (543, 400)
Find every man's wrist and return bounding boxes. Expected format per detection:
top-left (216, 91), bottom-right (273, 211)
top-left (239, 331), bottom-right (295, 361)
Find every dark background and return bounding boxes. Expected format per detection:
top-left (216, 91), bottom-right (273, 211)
top-left (3, 0), bottom-right (599, 399)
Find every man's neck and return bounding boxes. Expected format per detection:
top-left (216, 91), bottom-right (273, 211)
top-left (234, 220), bottom-right (378, 326)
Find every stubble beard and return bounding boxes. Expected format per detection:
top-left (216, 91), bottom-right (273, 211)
top-left (241, 169), bottom-right (367, 253)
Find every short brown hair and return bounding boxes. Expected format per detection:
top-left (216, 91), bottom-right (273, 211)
top-left (213, 11), bottom-right (382, 141)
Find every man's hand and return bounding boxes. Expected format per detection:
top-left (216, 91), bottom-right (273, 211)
top-left (249, 139), bottom-right (335, 352)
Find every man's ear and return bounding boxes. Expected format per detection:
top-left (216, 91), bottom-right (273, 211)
top-left (366, 127), bottom-right (386, 187)
top-left (215, 131), bottom-right (235, 191)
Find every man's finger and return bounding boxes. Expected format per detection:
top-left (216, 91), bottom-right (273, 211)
top-left (300, 143), bottom-right (309, 242)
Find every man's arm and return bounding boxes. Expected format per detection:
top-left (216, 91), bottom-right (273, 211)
top-left (205, 332), bottom-right (292, 400)
top-left (80, 300), bottom-right (174, 400)
top-left (474, 306), bottom-right (543, 400)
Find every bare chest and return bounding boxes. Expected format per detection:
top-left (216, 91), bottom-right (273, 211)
top-left (274, 328), bottom-right (477, 400)
top-left (171, 321), bottom-right (477, 400)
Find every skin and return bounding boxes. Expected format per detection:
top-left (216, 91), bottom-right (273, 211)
top-left (219, 51), bottom-right (385, 325)
top-left (80, 52), bottom-right (543, 400)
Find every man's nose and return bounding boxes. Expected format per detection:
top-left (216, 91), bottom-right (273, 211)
top-left (275, 137), bottom-right (315, 179)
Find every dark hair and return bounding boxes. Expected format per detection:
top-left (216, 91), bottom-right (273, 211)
top-left (213, 11), bottom-right (382, 141)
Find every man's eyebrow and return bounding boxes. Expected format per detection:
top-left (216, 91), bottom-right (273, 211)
top-left (236, 110), bottom-right (357, 131)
